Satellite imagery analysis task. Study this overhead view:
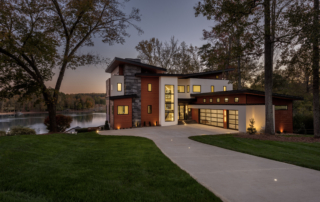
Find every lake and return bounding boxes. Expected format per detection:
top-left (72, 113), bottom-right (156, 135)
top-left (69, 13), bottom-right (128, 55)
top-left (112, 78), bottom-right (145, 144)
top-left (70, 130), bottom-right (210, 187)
top-left (0, 112), bottom-right (106, 134)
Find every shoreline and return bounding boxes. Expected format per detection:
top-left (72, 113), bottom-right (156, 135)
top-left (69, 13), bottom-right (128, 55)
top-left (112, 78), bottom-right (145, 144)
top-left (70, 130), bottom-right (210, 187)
top-left (0, 110), bottom-right (106, 116)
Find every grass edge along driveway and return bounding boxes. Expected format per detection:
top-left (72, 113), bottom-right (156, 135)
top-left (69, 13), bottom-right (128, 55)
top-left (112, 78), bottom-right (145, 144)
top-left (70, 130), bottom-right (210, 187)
top-left (189, 134), bottom-right (320, 171)
top-left (0, 132), bottom-right (221, 202)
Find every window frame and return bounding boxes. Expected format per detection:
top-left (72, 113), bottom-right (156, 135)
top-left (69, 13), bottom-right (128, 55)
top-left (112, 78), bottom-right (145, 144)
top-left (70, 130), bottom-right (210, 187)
top-left (148, 83), bottom-right (152, 92)
top-left (117, 105), bottom-right (129, 115)
top-left (193, 85), bottom-right (201, 93)
top-left (275, 105), bottom-right (288, 110)
top-left (178, 85), bottom-right (185, 93)
top-left (148, 105), bottom-right (152, 114)
top-left (117, 83), bottom-right (122, 92)
top-left (165, 85), bottom-right (175, 122)
top-left (187, 85), bottom-right (190, 93)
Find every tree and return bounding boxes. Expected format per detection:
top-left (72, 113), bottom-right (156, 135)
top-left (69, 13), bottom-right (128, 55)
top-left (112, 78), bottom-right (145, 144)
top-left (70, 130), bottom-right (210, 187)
top-left (0, 0), bottom-right (142, 132)
top-left (195, 0), bottom-right (299, 135)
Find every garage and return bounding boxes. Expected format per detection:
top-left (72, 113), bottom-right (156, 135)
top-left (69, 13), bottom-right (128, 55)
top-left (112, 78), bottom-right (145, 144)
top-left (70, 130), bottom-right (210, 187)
top-left (228, 110), bottom-right (238, 130)
top-left (200, 109), bottom-right (224, 128)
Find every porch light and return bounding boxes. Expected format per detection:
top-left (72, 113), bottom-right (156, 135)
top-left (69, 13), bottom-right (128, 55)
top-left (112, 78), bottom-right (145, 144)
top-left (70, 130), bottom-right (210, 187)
top-left (274, 179), bottom-right (277, 182)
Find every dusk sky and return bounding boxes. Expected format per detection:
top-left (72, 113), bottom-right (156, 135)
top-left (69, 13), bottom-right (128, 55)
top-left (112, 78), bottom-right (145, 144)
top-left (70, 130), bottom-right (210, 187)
top-left (46, 0), bottom-right (215, 94)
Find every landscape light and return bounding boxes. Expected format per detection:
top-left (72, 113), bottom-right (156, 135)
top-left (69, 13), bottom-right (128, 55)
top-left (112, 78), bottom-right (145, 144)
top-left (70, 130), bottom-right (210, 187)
top-left (274, 179), bottom-right (277, 182)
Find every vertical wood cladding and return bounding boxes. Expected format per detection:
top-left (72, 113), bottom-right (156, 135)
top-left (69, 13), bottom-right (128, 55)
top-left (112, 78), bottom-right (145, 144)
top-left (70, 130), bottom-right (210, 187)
top-left (192, 109), bottom-right (199, 123)
top-left (141, 77), bottom-right (159, 126)
top-left (273, 99), bottom-right (293, 133)
top-left (113, 98), bottom-right (132, 129)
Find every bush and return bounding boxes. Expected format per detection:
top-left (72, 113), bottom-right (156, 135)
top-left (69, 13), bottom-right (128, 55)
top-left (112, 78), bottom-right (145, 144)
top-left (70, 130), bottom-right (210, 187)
top-left (0, 131), bottom-right (6, 136)
top-left (76, 128), bottom-right (89, 133)
top-left (44, 114), bottom-right (73, 132)
top-left (9, 126), bottom-right (36, 136)
top-left (293, 114), bottom-right (314, 134)
top-left (104, 121), bottom-right (110, 130)
top-left (247, 118), bottom-right (257, 135)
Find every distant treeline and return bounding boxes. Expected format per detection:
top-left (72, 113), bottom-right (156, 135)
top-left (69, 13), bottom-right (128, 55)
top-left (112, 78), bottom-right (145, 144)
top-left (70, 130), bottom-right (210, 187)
top-left (0, 93), bottom-right (106, 113)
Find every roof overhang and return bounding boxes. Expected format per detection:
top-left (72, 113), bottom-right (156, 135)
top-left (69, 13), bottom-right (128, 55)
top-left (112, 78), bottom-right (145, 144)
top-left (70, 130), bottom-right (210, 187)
top-left (109, 94), bottom-right (138, 100)
top-left (190, 89), bottom-right (303, 100)
top-left (106, 57), bottom-right (167, 73)
top-left (135, 69), bottom-right (235, 78)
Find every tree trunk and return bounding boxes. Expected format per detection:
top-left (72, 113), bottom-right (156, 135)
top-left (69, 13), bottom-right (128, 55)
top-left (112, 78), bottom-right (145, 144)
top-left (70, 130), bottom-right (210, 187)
top-left (313, 0), bottom-right (320, 138)
top-left (264, 0), bottom-right (275, 135)
top-left (238, 55), bottom-right (241, 89)
top-left (47, 102), bottom-right (57, 133)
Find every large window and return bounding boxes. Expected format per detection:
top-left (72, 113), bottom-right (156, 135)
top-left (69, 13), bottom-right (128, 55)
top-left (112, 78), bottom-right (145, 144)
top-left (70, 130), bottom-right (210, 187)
top-left (178, 85), bottom-right (185, 93)
top-left (117, 83), bottom-right (122, 91)
top-left (117, 106), bottom-right (129, 115)
top-left (193, 85), bottom-right (201, 93)
top-left (187, 85), bottom-right (190, 93)
top-left (148, 105), bottom-right (152, 114)
top-left (223, 86), bottom-right (227, 91)
top-left (148, 84), bottom-right (152, 92)
top-left (275, 105), bottom-right (288, 110)
top-left (165, 85), bottom-right (175, 122)
top-left (211, 86), bottom-right (215, 92)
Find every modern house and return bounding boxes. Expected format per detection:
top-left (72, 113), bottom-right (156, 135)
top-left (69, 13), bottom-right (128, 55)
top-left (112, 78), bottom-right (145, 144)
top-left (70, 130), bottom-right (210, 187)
top-left (105, 57), bottom-right (302, 133)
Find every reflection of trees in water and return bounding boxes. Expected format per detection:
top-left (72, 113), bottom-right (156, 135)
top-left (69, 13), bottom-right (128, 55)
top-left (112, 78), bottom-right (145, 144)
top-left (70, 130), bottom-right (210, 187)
top-left (72, 114), bottom-right (94, 123)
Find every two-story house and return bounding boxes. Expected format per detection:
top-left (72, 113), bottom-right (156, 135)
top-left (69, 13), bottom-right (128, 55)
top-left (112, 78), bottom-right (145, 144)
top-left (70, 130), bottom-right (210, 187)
top-left (106, 57), bottom-right (302, 133)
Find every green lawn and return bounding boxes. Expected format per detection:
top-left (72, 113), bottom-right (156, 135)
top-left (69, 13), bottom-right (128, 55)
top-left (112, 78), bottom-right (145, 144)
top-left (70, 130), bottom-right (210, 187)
top-left (189, 135), bottom-right (320, 171)
top-left (0, 133), bottom-right (221, 202)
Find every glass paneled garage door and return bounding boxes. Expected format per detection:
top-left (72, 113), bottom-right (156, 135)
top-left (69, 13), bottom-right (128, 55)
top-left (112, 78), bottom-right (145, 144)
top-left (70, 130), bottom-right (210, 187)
top-left (200, 109), bottom-right (224, 128)
top-left (228, 110), bottom-right (239, 130)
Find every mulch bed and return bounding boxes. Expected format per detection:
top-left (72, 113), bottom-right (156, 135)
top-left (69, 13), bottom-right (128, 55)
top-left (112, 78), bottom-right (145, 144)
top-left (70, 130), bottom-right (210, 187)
top-left (234, 133), bottom-right (320, 143)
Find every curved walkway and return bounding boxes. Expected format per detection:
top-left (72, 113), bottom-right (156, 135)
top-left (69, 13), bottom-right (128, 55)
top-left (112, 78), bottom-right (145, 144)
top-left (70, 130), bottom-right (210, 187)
top-left (100, 124), bottom-right (320, 202)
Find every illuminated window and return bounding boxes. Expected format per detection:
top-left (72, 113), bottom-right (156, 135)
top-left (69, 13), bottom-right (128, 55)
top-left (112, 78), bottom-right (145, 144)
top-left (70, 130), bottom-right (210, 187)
top-left (165, 85), bottom-right (174, 122)
top-left (217, 98), bottom-right (220, 103)
top-left (211, 86), bottom-right (215, 92)
top-left (148, 84), bottom-right (152, 92)
top-left (187, 85), bottom-right (190, 93)
top-left (148, 105), bottom-right (152, 114)
top-left (225, 98), bottom-right (229, 103)
top-left (275, 105), bottom-right (288, 110)
top-left (210, 99), bottom-right (213, 103)
top-left (235, 97), bottom-right (239, 102)
top-left (178, 85), bottom-right (185, 93)
top-left (118, 106), bottom-right (129, 115)
top-left (203, 99), bottom-right (206, 103)
top-left (216, 75), bottom-right (219, 79)
top-left (117, 83), bottom-right (122, 92)
top-left (193, 85), bottom-right (201, 92)
top-left (223, 86), bottom-right (227, 91)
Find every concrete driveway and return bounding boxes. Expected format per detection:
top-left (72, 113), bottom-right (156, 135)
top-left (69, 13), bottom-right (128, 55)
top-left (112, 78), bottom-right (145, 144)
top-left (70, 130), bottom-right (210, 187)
top-left (100, 124), bottom-right (320, 202)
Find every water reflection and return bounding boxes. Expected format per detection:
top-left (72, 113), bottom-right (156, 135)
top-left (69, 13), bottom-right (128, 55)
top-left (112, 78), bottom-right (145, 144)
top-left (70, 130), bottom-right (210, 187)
top-left (0, 113), bottom-right (106, 134)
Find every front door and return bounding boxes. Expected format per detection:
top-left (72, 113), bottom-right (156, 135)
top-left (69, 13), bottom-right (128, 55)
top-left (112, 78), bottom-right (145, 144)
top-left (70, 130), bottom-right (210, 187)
top-left (179, 105), bottom-right (185, 120)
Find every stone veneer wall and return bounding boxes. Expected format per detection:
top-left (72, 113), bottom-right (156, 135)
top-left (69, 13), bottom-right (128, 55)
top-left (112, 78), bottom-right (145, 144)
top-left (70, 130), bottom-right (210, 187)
top-left (124, 65), bottom-right (141, 126)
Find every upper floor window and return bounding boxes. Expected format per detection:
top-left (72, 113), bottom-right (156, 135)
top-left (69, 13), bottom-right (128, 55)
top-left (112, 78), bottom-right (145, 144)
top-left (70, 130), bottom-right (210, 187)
top-left (275, 105), bottom-right (288, 110)
top-left (187, 85), bottom-right (190, 93)
top-left (210, 98), bottom-right (213, 103)
top-left (118, 106), bottom-right (129, 115)
top-left (216, 75), bottom-right (219, 79)
top-left (148, 105), bottom-right (152, 114)
top-left (193, 85), bottom-right (201, 93)
top-left (203, 98), bottom-right (206, 103)
top-left (223, 86), bottom-right (227, 91)
top-left (117, 83), bottom-right (122, 92)
top-left (217, 98), bottom-right (220, 103)
top-left (211, 86), bottom-right (215, 92)
top-left (235, 97), bottom-right (239, 102)
top-left (225, 98), bottom-right (229, 103)
top-left (148, 84), bottom-right (152, 92)
top-left (178, 85), bottom-right (185, 93)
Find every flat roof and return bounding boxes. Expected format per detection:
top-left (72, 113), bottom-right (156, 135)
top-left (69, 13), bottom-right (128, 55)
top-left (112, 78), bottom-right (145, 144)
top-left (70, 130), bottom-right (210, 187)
top-left (190, 89), bottom-right (303, 100)
top-left (106, 57), bottom-right (167, 73)
top-left (135, 69), bottom-right (235, 78)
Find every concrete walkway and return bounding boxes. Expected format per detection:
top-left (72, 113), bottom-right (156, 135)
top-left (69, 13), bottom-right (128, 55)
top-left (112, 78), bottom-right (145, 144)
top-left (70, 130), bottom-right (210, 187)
top-left (100, 124), bottom-right (320, 202)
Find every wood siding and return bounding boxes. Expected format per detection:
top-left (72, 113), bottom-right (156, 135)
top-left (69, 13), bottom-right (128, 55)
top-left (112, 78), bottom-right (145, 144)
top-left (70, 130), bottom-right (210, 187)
top-left (141, 77), bottom-right (159, 126)
top-left (113, 98), bottom-right (132, 129)
top-left (192, 108), bottom-right (199, 123)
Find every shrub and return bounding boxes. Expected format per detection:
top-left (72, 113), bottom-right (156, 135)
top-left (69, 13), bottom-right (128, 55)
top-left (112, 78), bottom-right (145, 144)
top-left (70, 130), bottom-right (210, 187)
top-left (0, 131), bottom-right (6, 136)
top-left (44, 114), bottom-right (73, 132)
top-left (75, 128), bottom-right (89, 133)
top-left (104, 121), bottom-right (110, 130)
top-left (9, 126), bottom-right (36, 136)
top-left (247, 118), bottom-right (257, 135)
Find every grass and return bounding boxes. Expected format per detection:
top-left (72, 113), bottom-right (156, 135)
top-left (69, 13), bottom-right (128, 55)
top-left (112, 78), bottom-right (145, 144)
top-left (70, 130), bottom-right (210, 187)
top-left (0, 133), bottom-right (221, 202)
top-left (189, 134), bottom-right (320, 171)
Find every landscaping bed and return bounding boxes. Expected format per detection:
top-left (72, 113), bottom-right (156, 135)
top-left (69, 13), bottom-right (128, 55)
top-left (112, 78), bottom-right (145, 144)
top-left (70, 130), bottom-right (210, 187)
top-left (0, 132), bottom-right (221, 202)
